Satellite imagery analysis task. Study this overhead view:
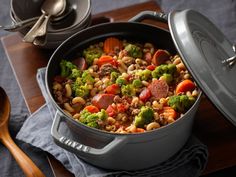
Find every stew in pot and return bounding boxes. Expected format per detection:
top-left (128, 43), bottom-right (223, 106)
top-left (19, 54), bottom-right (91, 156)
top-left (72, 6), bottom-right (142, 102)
top-left (52, 37), bottom-right (199, 133)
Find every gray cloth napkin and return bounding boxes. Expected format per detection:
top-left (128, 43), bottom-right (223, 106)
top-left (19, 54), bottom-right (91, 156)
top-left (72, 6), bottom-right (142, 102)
top-left (16, 68), bottom-right (208, 177)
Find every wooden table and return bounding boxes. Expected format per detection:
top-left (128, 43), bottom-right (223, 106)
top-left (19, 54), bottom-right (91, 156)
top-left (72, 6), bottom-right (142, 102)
top-left (1, 1), bottom-right (236, 176)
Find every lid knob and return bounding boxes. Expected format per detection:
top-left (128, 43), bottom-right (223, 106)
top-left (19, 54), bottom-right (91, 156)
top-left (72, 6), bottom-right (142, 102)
top-left (221, 44), bottom-right (236, 67)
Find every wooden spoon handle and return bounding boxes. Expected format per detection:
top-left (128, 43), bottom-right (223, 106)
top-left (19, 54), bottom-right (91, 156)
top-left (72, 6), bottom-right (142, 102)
top-left (1, 126), bottom-right (45, 177)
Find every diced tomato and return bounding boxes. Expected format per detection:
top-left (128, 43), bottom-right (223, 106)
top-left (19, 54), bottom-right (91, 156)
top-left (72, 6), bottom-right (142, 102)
top-left (106, 105), bottom-right (117, 117)
top-left (139, 88), bottom-right (151, 102)
top-left (116, 103), bottom-right (127, 112)
top-left (84, 105), bottom-right (99, 113)
top-left (97, 55), bottom-right (118, 67)
top-left (146, 65), bottom-right (156, 71)
top-left (105, 84), bottom-right (120, 94)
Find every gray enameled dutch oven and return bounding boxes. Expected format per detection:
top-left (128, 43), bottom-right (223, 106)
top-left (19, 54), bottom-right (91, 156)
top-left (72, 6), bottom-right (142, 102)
top-left (46, 10), bottom-right (236, 170)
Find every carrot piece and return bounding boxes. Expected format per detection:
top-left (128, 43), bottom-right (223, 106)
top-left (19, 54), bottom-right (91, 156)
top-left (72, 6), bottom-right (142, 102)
top-left (160, 106), bottom-right (178, 120)
top-left (84, 105), bottom-right (99, 113)
top-left (103, 37), bottom-right (123, 54)
top-left (152, 49), bottom-right (170, 66)
top-left (135, 128), bottom-right (145, 133)
top-left (97, 55), bottom-right (118, 67)
top-left (176, 79), bottom-right (196, 94)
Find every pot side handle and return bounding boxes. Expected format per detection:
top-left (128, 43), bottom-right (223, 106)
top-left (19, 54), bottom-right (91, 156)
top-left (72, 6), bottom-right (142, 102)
top-left (128, 10), bottom-right (168, 23)
top-left (51, 111), bottom-right (127, 156)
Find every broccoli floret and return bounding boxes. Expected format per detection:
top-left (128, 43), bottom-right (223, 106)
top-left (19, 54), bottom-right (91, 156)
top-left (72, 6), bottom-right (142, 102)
top-left (132, 79), bottom-right (142, 88)
top-left (121, 84), bottom-right (136, 96)
top-left (134, 106), bottom-right (154, 128)
top-left (110, 72), bottom-right (119, 83)
top-left (152, 64), bottom-right (177, 79)
top-left (83, 46), bottom-right (103, 66)
top-left (135, 69), bottom-right (152, 81)
top-left (68, 68), bottom-right (82, 79)
top-left (60, 60), bottom-right (77, 77)
top-left (96, 109), bottom-right (108, 120)
top-left (81, 70), bottom-right (94, 84)
top-left (116, 76), bottom-right (127, 86)
top-left (167, 95), bottom-right (196, 113)
top-left (125, 44), bottom-right (143, 58)
top-left (79, 109), bottom-right (108, 128)
top-left (161, 73), bottom-right (173, 84)
top-left (72, 78), bottom-right (90, 98)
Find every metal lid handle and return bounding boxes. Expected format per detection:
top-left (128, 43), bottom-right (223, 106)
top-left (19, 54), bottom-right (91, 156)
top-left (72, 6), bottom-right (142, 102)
top-left (222, 44), bottom-right (236, 67)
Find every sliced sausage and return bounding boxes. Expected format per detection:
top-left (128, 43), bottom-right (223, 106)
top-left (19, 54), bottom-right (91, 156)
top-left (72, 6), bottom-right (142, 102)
top-left (91, 93), bottom-right (115, 109)
top-left (72, 57), bottom-right (87, 70)
top-left (148, 79), bottom-right (169, 99)
top-left (152, 50), bottom-right (170, 66)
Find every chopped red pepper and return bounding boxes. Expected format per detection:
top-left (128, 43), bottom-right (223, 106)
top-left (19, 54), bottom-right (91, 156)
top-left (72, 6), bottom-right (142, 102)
top-left (105, 84), bottom-right (120, 94)
top-left (139, 88), bottom-right (151, 102)
top-left (106, 105), bottom-right (117, 117)
top-left (146, 65), bottom-right (156, 71)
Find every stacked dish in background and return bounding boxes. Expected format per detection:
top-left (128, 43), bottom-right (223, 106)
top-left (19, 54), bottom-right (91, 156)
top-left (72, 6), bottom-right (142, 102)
top-left (10, 0), bottom-right (92, 49)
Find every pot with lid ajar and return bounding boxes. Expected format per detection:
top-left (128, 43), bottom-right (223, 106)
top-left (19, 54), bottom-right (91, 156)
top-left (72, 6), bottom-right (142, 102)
top-left (46, 9), bottom-right (236, 170)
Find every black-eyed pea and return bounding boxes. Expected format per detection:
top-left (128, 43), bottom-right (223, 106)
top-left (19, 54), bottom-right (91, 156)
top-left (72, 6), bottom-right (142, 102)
top-left (146, 122), bottom-right (160, 131)
top-left (65, 83), bottom-right (72, 97)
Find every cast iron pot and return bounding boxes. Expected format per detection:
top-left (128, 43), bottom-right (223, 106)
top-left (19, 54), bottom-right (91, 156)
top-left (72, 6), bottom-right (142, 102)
top-left (46, 11), bottom-right (202, 170)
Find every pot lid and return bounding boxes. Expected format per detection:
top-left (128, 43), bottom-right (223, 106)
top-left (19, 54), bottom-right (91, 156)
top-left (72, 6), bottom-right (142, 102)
top-left (168, 9), bottom-right (236, 125)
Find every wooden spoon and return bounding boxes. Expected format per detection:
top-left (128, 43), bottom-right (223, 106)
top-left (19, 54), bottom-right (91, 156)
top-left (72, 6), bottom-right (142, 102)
top-left (0, 87), bottom-right (45, 177)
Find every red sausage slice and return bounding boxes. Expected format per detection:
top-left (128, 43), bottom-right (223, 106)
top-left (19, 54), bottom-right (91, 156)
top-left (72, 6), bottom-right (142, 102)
top-left (91, 93), bottom-right (115, 109)
top-left (152, 50), bottom-right (170, 66)
top-left (72, 57), bottom-right (87, 70)
top-left (148, 79), bottom-right (169, 99)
